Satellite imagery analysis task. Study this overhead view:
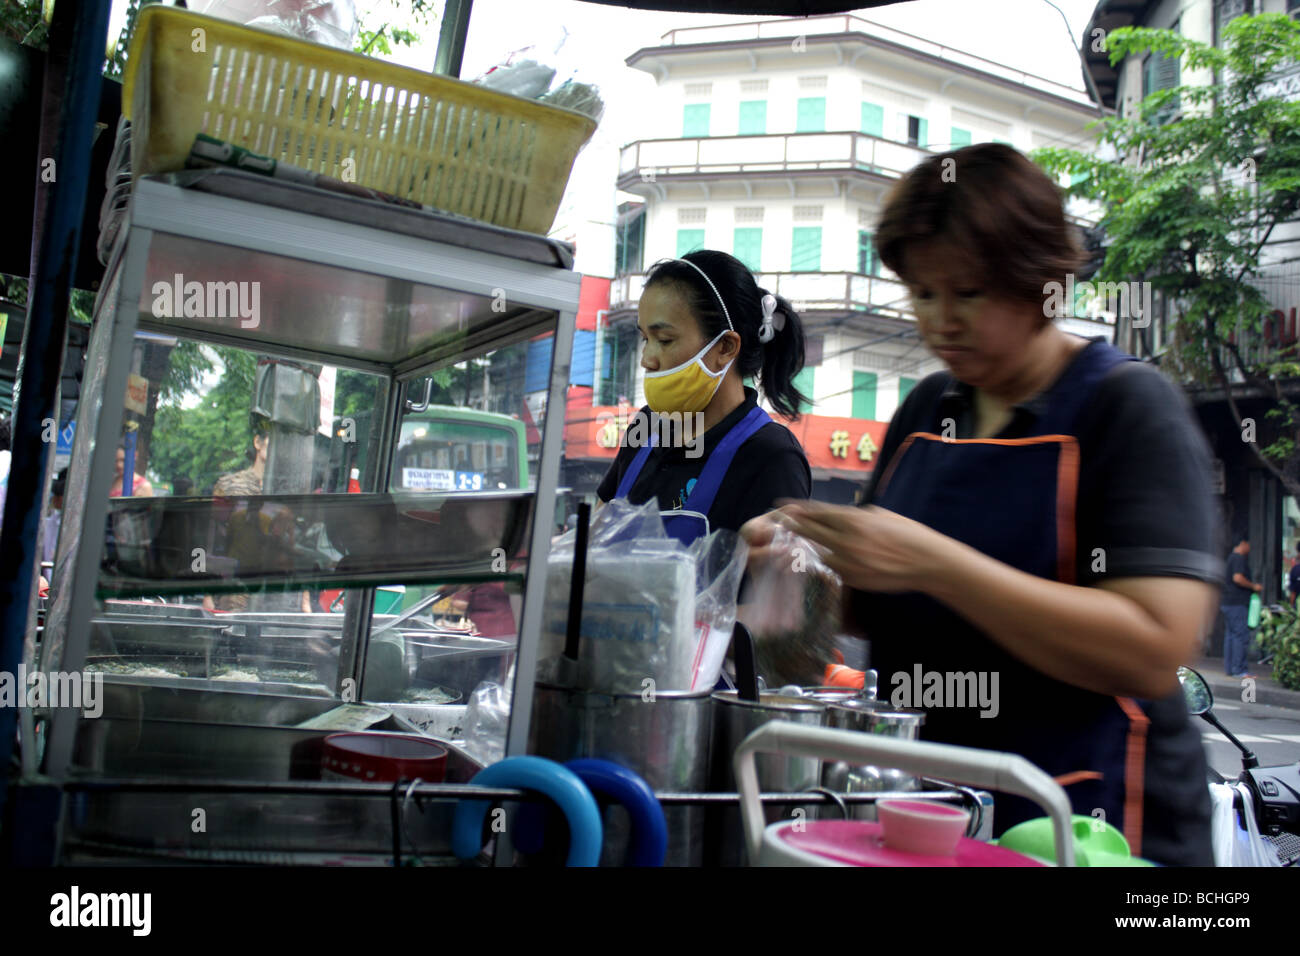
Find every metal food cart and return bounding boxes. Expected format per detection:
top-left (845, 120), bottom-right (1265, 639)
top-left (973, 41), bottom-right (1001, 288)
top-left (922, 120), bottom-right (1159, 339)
top-left (16, 166), bottom-right (580, 864)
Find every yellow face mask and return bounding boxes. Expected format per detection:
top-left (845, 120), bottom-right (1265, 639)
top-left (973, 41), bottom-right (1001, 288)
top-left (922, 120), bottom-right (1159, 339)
top-left (643, 331), bottom-right (734, 414)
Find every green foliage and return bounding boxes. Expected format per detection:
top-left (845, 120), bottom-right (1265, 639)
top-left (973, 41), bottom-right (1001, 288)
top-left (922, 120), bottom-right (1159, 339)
top-left (0, 0), bottom-right (48, 48)
top-left (355, 0), bottom-right (437, 57)
top-left (1256, 604), bottom-right (1300, 691)
top-left (1032, 14), bottom-right (1300, 494)
top-left (149, 346), bottom-right (257, 493)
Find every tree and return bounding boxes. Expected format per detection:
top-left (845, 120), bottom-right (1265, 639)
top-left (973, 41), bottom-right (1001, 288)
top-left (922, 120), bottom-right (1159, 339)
top-left (149, 346), bottom-right (255, 493)
top-left (354, 0), bottom-right (439, 58)
top-left (1034, 13), bottom-right (1300, 495)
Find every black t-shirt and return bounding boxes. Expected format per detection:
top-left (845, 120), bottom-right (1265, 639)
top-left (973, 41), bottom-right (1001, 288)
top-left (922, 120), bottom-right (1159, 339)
top-left (1223, 552), bottom-right (1252, 606)
top-left (596, 387), bottom-right (812, 533)
top-left (855, 341), bottom-right (1221, 866)
top-left (1289, 562), bottom-right (1300, 597)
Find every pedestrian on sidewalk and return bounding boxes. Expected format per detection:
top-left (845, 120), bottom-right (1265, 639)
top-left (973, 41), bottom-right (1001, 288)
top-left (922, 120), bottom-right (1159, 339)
top-left (1287, 543), bottom-right (1300, 608)
top-left (1222, 533), bottom-right (1263, 679)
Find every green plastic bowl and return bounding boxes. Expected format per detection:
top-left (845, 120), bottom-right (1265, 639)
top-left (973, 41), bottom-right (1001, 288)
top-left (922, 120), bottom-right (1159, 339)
top-left (995, 815), bottom-right (1155, 866)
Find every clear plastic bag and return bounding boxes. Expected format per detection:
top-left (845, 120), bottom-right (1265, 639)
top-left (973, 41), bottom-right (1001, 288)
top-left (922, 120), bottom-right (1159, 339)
top-left (197, 0), bottom-right (358, 50)
top-left (1209, 781), bottom-right (1282, 866)
top-left (461, 670), bottom-right (513, 768)
top-left (740, 524), bottom-right (843, 688)
top-left (538, 499), bottom-right (747, 693)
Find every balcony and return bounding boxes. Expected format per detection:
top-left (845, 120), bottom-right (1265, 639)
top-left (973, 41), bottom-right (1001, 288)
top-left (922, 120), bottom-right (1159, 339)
top-left (617, 131), bottom-right (930, 190)
top-left (610, 270), bottom-right (912, 324)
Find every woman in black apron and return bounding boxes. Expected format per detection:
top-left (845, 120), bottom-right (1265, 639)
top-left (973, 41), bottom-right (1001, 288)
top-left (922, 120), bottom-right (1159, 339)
top-left (596, 250), bottom-right (812, 542)
top-left (744, 145), bottom-right (1221, 865)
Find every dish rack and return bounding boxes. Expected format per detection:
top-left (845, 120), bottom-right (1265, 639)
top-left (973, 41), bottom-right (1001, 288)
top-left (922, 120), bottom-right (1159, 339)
top-left (120, 6), bottom-right (597, 234)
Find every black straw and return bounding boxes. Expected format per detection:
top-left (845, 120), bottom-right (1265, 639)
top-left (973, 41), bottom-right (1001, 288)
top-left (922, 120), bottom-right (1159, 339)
top-left (733, 622), bottom-right (760, 703)
top-left (563, 502), bottom-right (592, 662)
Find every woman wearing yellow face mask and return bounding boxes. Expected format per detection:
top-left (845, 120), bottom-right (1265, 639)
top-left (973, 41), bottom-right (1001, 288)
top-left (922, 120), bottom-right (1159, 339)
top-left (595, 250), bottom-right (812, 542)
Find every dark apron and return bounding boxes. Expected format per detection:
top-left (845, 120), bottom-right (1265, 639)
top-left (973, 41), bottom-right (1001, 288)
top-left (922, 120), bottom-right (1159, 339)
top-left (615, 406), bottom-right (772, 546)
top-left (858, 342), bottom-right (1157, 854)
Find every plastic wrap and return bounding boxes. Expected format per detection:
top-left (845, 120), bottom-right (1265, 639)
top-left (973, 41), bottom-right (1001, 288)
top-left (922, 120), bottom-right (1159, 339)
top-left (197, 0), bottom-right (358, 50)
top-left (740, 524), bottom-right (843, 687)
top-left (538, 499), bottom-right (747, 693)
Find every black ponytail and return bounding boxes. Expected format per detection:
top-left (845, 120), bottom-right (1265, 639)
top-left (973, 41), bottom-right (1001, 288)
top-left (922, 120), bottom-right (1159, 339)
top-left (643, 250), bottom-right (809, 420)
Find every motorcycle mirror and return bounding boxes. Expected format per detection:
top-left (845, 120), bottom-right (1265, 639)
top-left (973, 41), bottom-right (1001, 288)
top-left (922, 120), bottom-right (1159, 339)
top-left (1177, 665), bottom-right (1213, 716)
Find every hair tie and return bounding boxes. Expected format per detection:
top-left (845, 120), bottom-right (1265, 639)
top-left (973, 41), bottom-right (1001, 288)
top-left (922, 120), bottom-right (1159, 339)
top-left (758, 293), bottom-right (785, 344)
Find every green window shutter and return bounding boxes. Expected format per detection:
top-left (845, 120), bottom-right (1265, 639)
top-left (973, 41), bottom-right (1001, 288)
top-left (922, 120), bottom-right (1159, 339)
top-left (733, 228), bottom-right (762, 272)
top-left (738, 100), bottom-right (766, 135)
top-left (951, 126), bottom-right (972, 147)
top-left (793, 367), bottom-right (815, 414)
top-left (860, 102), bottom-right (884, 137)
top-left (852, 371), bottom-right (877, 420)
top-left (1142, 54), bottom-right (1159, 98)
top-left (917, 118), bottom-right (928, 148)
top-left (791, 227), bottom-right (821, 271)
top-left (796, 97), bottom-right (826, 133)
top-left (899, 376), bottom-right (917, 403)
top-left (857, 230), bottom-right (876, 276)
top-left (683, 103), bottom-right (710, 137)
top-left (676, 229), bottom-right (705, 257)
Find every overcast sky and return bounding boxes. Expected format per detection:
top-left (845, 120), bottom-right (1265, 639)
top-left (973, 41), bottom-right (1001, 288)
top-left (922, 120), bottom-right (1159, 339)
top-left (371, 1), bottom-right (1104, 243)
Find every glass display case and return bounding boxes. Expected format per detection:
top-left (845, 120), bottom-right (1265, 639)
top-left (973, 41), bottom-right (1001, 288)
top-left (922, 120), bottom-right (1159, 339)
top-left (25, 169), bottom-right (579, 863)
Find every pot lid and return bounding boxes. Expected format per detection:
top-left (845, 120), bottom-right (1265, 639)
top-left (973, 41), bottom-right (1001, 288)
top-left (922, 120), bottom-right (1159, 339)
top-left (774, 821), bottom-right (1045, 867)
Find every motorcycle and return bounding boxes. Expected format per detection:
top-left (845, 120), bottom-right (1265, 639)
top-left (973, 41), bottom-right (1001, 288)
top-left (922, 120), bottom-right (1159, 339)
top-left (1178, 665), bottom-right (1300, 867)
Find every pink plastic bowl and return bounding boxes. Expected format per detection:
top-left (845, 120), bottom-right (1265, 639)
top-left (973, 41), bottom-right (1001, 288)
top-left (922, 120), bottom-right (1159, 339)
top-left (877, 799), bottom-right (971, 857)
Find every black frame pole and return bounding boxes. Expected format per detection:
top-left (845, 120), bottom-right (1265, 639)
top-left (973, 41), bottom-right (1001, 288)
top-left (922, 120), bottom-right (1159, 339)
top-left (0, 1), bottom-right (111, 812)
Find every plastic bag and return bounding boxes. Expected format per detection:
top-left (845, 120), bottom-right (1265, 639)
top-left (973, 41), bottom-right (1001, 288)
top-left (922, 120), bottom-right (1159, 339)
top-left (461, 670), bottom-right (513, 768)
top-left (197, 0), bottom-right (358, 50)
top-left (740, 524), bottom-right (843, 688)
top-left (473, 28), bottom-right (605, 123)
top-left (1209, 782), bottom-right (1281, 866)
top-left (538, 498), bottom-right (747, 693)
top-left (477, 60), bottom-right (557, 100)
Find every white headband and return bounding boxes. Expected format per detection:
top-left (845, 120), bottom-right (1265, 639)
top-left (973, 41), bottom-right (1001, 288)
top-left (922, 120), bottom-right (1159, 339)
top-left (667, 257), bottom-right (734, 332)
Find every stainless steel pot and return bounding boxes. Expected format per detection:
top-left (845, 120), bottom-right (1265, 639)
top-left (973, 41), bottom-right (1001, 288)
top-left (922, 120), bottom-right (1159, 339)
top-left (708, 691), bottom-right (827, 866)
top-left (529, 683), bottom-right (713, 866)
top-left (820, 699), bottom-right (926, 819)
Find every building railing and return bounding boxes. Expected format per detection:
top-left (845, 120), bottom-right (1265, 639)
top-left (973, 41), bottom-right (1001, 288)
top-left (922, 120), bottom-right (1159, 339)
top-left (610, 270), bottom-right (912, 320)
top-left (655, 14), bottom-right (1094, 107)
top-left (618, 130), bottom-right (1102, 230)
top-left (618, 131), bottom-right (931, 184)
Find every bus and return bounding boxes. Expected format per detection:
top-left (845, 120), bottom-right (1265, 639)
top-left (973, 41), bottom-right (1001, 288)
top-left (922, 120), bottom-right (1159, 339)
top-left (325, 406), bottom-right (531, 618)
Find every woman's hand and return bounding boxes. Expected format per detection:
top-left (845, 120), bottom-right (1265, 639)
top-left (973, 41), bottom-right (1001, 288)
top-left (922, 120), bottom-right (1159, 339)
top-left (765, 500), bottom-right (959, 594)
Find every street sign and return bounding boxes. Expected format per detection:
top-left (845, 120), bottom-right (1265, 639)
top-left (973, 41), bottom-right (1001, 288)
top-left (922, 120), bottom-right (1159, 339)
top-left (56, 421), bottom-right (75, 457)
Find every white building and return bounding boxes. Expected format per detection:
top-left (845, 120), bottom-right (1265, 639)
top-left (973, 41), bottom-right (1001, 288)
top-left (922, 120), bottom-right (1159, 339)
top-left (607, 12), bottom-right (1109, 439)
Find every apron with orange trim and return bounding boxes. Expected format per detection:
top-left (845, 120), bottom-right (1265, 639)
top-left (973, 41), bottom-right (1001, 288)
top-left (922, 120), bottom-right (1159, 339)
top-left (857, 342), bottom-right (1152, 852)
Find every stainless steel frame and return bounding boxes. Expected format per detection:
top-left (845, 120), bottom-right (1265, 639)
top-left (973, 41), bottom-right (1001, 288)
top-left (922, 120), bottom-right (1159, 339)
top-left (32, 174), bottom-right (581, 865)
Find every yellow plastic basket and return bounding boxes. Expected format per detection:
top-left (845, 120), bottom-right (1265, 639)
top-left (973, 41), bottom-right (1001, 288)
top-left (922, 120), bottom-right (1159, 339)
top-left (123, 7), bottom-right (597, 234)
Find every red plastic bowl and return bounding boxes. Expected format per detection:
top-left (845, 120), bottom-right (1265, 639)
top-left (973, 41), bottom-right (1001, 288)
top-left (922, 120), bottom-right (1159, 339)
top-left (322, 733), bottom-right (447, 783)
